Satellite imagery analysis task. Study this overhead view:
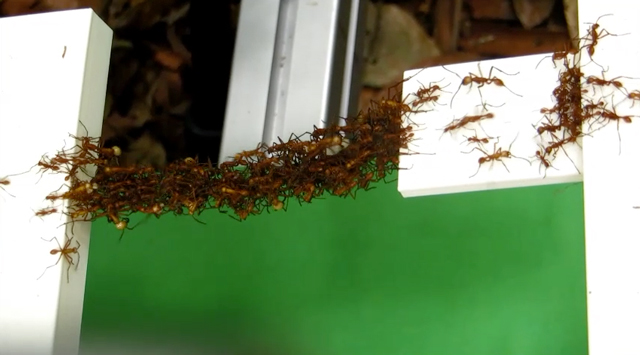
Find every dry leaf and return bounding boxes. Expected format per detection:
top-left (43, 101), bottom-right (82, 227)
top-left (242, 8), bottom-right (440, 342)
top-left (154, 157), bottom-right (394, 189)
top-left (42, 0), bottom-right (103, 13)
top-left (363, 3), bottom-right (441, 87)
top-left (513, 0), bottom-right (555, 30)
top-left (152, 70), bottom-right (182, 109)
top-left (108, 0), bottom-right (186, 29)
top-left (161, 2), bottom-right (188, 25)
top-left (417, 0), bottom-right (433, 14)
top-left (167, 24), bottom-right (191, 64)
top-left (466, 0), bottom-right (515, 20)
top-left (1, 0), bottom-right (43, 15)
top-left (153, 49), bottom-right (183, 71)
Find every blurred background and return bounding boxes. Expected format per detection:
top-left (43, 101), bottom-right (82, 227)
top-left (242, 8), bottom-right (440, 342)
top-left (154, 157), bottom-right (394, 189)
top-left (0, 0), bottom-right (578, 168)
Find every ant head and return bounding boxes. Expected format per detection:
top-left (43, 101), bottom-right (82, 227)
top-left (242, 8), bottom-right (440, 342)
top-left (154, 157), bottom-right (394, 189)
top-left (50, 249), bottom-right (59, 255)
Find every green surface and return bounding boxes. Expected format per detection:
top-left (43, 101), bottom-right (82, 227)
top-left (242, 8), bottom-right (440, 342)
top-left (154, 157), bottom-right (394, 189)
top-left (80, 177), bottom-right (588, 355)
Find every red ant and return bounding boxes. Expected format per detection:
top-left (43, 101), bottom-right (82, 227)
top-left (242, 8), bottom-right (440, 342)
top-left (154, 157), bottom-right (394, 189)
top-left (411, 79), bottom-right (450, 107)
top-left (627, 90), bottom-right (640, 107)
top-left (585, 73), bottom-right (636, 96)
top-left (580, 14), bottom-right (627, 58)
top-left (591, 102), bottom-right (636, 154)
top-left (532, 147), bottom-right (558, 178)
top-left (460, 129), bottom-right (493, 147)
top-left (38, 235), bottom-right (81, 283)
top-left (443, 63), bottom-right (522, 108)
top-left (30, 207), bottom-right (59, 222)
top-left (535, 46), bottom-right (579, 69)
top-left (533, 115), bottom-right (563, 136)
top-left (442, 112), bottom-right (494, 135)
top-left (462, 133), bottom-right (530, 178)
top-left (0, 177), bottom-right (15, 198)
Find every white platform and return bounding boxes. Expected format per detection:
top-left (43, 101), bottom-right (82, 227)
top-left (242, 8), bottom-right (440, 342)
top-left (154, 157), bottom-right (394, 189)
top-left (398, 53), bottom-right (583, 198)
top-left (0, 9), bottom-right (112, 355)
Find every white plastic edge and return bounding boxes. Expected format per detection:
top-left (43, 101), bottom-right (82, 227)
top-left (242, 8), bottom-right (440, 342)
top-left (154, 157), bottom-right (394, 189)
top-left (397, 53), bottom-right (583, 198)
top-left (0, 9), bottom-right (112, 355)
top-left (577, 3), bottom-right (640, 355)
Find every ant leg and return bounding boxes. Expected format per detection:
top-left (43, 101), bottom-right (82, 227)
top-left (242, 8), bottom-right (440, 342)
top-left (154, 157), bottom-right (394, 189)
top-left (118, 227), bottom-right (127, 241)
top-left (0, 186), bottom-right (15, 199)
top-left (73, 239), bottom-right (81, 271)
top-left (616, 119), bottom-right (622, 155)
top-left (513, 156), bottom-right (532, 166)
top-left (507, 132), bottom-right (520, 151)
top-left (442, 66), bottom-right (463, 108)
top-left (487, 65), bottom-right (520, 77)
top-left (37, 256), bottom-right (63, 281)
top-left (41, 235), bottom-right (63, 249)
top-left (497, 159), bottom-right (511, 174)
top-left (78, 120), bottom-right (90, 138)
top-left (469, 162), bottom-right (485, 178)
top-left (477, 100), bottom-right (505, 112)
top-left (191, 215), bottom-right (207, 225)
top-left (475, 122), bottom-right (491, 137)
top-left (65, 254), bottom-right (73, 283)
top-left (461, 146), bottom-right (483, 155)
top-left (535, 54), bottom-right (557, 70)
top-left (560, 145), bottom-right (581, 174)
top-left (449, 82), bottom-right (464, 108)
top-left (475, 87), bottom-right (486, 109)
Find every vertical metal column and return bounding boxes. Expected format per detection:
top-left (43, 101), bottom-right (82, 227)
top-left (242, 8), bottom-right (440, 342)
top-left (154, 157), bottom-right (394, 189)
top-left (219, 0), bottom-right (365, 163)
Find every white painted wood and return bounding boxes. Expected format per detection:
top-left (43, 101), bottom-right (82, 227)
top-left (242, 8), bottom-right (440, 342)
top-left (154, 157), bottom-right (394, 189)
top-left (0, 9), bottom-right (112, 355)
top-left (398, 54), bottom-right (582, 197)
top-left (577, 4), bottom-right (640, 355)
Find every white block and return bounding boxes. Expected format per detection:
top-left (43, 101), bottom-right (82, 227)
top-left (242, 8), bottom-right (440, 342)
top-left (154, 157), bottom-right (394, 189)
top-left (398, 54), bottom-right (583, 198)
top-left (577, 4), bottom-right (640, 355)
top-left (0, 9), bottom-right (112, 355)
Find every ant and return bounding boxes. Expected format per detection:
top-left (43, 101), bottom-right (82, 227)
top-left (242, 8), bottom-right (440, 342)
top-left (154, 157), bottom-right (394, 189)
top-left (460, 128), bottom-right (493, 147)
top-left (30, 207), bottom-right (59, 222)
top-left (462, 133), bottom-right (530, 178)
top-left (535, 46), bottom-right (579, 70)
top-left (442, 112), bottom-right (494, 136)
top-left (532, 147), bottom-right (558, 178)
top-left (591, 102), bottom-right (635, 154)
top-left (585, 72), bottom-right (636, 96)
top-left (533, 116), bottom-right (563, 137)
top-left (411, 79), bottom-right (450, 107)
top-left (443, 63), bottom-right (522, 108)
top-left (627, 90), bottom-right (640, 107)
top-left (38, 235), bottom-right (81, 283)
top-left (580, 14), bottom-right (628, 59)
top-left (0, 177), bottom-right (15, 198)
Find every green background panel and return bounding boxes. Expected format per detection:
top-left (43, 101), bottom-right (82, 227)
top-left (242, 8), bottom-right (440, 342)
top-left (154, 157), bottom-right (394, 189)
top-left (80, 177), bottom-right (588, 355)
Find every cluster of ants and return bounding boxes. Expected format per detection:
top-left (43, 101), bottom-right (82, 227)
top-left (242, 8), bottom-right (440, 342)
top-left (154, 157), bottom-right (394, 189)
top-left (400, 14), bottom-right (638, 178)
top-left (531, 15), bottom-right (639, 175)
top-left (15, 96), bottom-right (414, 236)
